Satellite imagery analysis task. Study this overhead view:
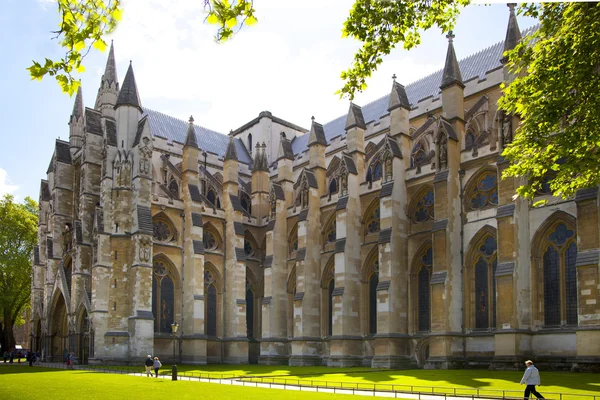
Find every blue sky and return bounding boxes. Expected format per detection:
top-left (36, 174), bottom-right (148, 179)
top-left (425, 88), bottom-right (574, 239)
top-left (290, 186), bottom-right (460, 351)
top-left (0, 0), bottom-right (536, 201)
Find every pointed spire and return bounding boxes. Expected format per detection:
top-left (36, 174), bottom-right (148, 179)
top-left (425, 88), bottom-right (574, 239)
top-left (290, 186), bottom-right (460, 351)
top-left (224, 135), bottom-right (238, 161)
top-left (184, 116), bottom-right (199, 149)
top-left (102, 41), bottom-right (118, 87)
top-left (502, 3), bottom-right (522, 64)
top-left (252, 142), bottom-right (262, 171)
top-left (388, 80), bottom-right (411, 112)
top-left (277, 133), bottom-right (294, 161)
top-left (345, 102), bottom-right (367, 130)
top-left (71, 85), bottom-right (84, 120)
top-left (115, 62), bottom-right (142, 111)
top-left (440, 31), bottom-right (464, 90)
top-left (253, 142), bottom-right (269, 172)
top-left (308, 117), bottom-right (327, 146)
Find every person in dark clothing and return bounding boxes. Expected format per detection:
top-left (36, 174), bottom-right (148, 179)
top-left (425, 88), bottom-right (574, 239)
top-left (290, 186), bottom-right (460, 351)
top-left (144, 355), bottom-right (154, 377)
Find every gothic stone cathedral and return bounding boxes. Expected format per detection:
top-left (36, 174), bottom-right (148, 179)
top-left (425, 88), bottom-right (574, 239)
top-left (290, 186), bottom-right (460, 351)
top-left (31, 7), bottom-right (600, 370)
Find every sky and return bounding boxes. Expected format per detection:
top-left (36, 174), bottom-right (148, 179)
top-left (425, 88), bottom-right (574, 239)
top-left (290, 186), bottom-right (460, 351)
top-left (0, 0), bottom-right (537, 202)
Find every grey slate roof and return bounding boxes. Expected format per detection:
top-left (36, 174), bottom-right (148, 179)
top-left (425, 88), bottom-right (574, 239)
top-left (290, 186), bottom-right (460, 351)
top-left (224, 136), bottom-right (238, 161)
top-left (272, 183), bottom-right (285, 200)
top-left (184, 118), bottom-right (199, 149)
top-left (504, 4), bottom-right (522, 55)
top-left (142, 108), bottom-right (252, 164)
top-left (115, 63), bottom-right (142, 111)
top-left (191, 213), bottom-right (203, 227)
top-left (188, 184), bottom-right (202, 202)
top-left (345, 103), bottom-right (366, 130)
top-left (388, 81), bottom-right (410, 112)
top-left (55, 140), bottom-right (72, 164)
top-left (277, 136), bottom-right (294, 161)
top-left (308, 120), bottom-right (327, 146)
top-left (440, 37), bottom-right (464, 90)
top-left (137, 206), bottom-right (153, 234)
top-left (85, 108), bottom-right (102, 135)
top-left (105, 119), bottom-right (117, 146)
top-left (291, 28), bottom-right (535, 155)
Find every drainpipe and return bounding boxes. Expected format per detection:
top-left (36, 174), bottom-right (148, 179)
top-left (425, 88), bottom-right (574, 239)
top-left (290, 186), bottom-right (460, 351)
top-left (180, 212), bottom-right (185, 364)
top-left (458, 169), bottom-right (466, 363)
top-left (221, 220), bottom-right (227, 363)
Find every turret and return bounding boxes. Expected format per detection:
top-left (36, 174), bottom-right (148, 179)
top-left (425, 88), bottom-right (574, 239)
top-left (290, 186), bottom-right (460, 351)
top-left (440, 31), bottom-right (464, 129)
top-left (183, 116), bottom-right (199, 174)
top-left (307, 117), bottom-right (327, 194)
top-left (114, 62), bottom-right (142, 150)
top-left (223, 134), bottom-right (239, 195)
top-left (95, 42), bottom-right (119, 118)
top-left (277, 134), bottom-right (294, 206)
top-left (345, 102), bottom-right (366, 178)
top-left (69, 86), bottom-right (84, 151)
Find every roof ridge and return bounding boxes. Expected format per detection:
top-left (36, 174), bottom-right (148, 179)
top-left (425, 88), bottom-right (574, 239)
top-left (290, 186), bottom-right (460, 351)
top-left (142, 107), bottom-right (224, 137)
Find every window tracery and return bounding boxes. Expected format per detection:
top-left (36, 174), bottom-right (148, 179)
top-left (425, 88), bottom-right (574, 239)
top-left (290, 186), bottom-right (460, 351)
top-left (240, 192), bottom-right (251, 214)
top-left (364, 202), bottom-right (380, 235)
top-left (411, 141), bottom-right (427, 168)
top-left (288, 225), bottom-right (299, 256)
top-left (466, 171), bottom-right (499, 211)
top-left (411, 189), bottom-right (435, 223)
top-left (473, 235), bottom-right (497, 329)
top-left (325, 217), bottom-right (336, 244)
top-left (416, 247), bottom-right (432, 332)
top-left (203, 227), bottom-right (220, 252)
top-left (168, 177), bottom-right (179, 198)
top-left (366, 256), bottom-right (379, 335)
top-left (152, 259), bottom-right (176, 333)
top-left (204, 269), bottom-right (217, 336)
top-left (152, 216), bottom-right (176, 243)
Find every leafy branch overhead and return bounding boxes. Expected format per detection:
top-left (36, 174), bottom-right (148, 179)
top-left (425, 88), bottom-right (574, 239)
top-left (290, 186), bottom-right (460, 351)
top-left (28, 0), bottom-right (256, 96)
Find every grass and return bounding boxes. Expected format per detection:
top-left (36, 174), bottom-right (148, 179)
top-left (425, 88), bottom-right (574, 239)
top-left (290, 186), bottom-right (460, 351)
top-left (11, 363), bottom-right (600, 400)
top-left (0, 366), bottom-right (361, 400)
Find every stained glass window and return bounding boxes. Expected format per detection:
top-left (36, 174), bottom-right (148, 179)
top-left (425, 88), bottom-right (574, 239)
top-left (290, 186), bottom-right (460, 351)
top-left (168, 178), bottom-right (179, 198)
top-left (543, 223), bottom-right (578, 327)
top-left (246, 282), bottom-right (254, 339)
top-left (368, 260), bottom-right (379, 335)
top-left (244, 239), bottom-right (254, 256)
top-left (366, 204), bottom-right (380, 235)
top-left (467, 172), bottom-right (499, 210)
top-left (203, 229), bottom-right (218, 251)
top-left (417, 248), bottom-right (432, 332)
top-left (413, 190), bottom-right (435, 223)
top-left (152, 260), bottom-right (176, 334)
top-left (204, 270), bottom-right (217, 336)
top-left (329, 179), bottom-right (338, 195)
top-left (472, 235), bottom-right (497, 329)
top-left (153, 220), bottom-right (173, 242)
top-left (372, 161), bottom-right (382, 181)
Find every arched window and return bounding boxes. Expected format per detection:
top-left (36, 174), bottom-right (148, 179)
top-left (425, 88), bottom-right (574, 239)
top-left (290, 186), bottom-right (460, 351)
top-left (366, 257), bottom-right (379, 335)
top-left (248, 133), bottom-right (253, 153)
top-left (153, 214), bottom-right (176, 243)
top-left (152, 259), bottom-right (176, 333)
top-left (204, 270), bottom-right (217, 336)
top-left (203, 224), bottom-right (221, 252)
top-left (324, 217), bottom-right (336, 244)
top-left (466, 170), bottom-right (499, 211)
top-left (321, 261), bottom-right (335, 337)
top-left (288, 224), bottom-right (298, 257)
top-left (63, 260), bottom-right (72, 296)
top-left (168, 177), bottom-right (179, 198)
top-left (411, 188), bottom-right (435, 223)
top-left (244, 239), bottom-right (254, 257)
top-left (207, 189), bottom-right (216, 207)
top-left (473, 236), bottom-right (497, 329)
top-left (329, 179), bottom-right (338, 195)
top-left (364, 201), bottom-right (380, 235)
top-left (411, 141), bottom-right (427, 168)
top-left (240, 192), bottom-right (251, 214)
top-left (246, 278), bottom-right (254, 339)
top-left (372, 161), bottom-right (382, 181)
top-left (416, 247), bottom-right (432, 332)
top-left (543, 222), bottom-right (578, 326)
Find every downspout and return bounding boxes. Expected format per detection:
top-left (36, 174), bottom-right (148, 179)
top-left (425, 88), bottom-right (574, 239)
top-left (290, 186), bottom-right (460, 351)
top-left (458, 169), bottom-right (466, 362)
top-left (221, 220), bottom-right (227, 363)
top-left (180, 212), bottom-right (185, 364)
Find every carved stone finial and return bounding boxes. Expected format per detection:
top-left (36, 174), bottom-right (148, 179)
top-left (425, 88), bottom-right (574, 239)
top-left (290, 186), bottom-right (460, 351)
top-left (392, 73), bottom-right (397, 81)
top-left (189, 115), bottom-right (194, 124)
top-left (508, 3), bottom-right (516, 13)
top-left (311, 116), bottom-right (315, 122)
top-left (446, 30), bottom-right (455, 43)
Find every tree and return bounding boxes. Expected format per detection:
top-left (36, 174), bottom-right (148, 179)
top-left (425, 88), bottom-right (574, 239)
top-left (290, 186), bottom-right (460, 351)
top-left (29, 1), bottom-right (600, 200)
top-left (0, 195), bottom-right (38, 353)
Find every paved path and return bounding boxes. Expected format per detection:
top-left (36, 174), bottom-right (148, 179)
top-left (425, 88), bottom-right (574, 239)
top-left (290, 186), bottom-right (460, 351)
top-left (1, 362), bottom-right (529, 400)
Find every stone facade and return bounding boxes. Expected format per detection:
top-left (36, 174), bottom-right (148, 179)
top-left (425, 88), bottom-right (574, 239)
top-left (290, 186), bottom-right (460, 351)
top-left (31, 8), bottom-right (600, 370)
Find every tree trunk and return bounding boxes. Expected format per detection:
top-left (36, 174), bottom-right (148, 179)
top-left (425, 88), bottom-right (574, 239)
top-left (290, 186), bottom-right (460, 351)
top-left (2, 310), bottom-right (15, 352)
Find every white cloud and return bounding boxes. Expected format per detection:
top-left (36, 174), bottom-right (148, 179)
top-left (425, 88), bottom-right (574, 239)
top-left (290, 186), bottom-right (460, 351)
top-left (0, 168), bottom-right (19, 198)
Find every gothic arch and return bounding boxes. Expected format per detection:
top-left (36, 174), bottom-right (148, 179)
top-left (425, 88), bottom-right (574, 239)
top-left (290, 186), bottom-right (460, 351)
top-left (152, 254), bottom-right (181, 334)
top-left (152, 211), bottom-right (178, 243)
top-left (321, 255), bottom-right (335, 336)
top-left (408, 186), bottom-right (435, 224)
top-left (204, 261), bottom-right (222, 337)
top-left (410, 241), bottom-right (433, 334)
top-left (326, 156), bottom-right (341, 177)
top-left (361, 246), bottom-right (379, 335)
top-left (287, 265), bottom-right (297, 338)
top-left (362, 197), bottom-right (381, 238)
top-left (531, 211), bottom-right (578, 328)
top-left (245, 267), bottom-right (262, 339)
top-left (322, 211), bottom-right (337, 247)
top-left (464, 225), bottom-right (498, 330)
top-left (203, 222), bottom-right (223, 252)
top-left (47, 288), bottom-right (68, 361)
top-left (244, 230), bottom-right (259, 259)
top-left (288, 223), bottom-right (299, 258)
top-left (463, 167), bottom-right (499, 212)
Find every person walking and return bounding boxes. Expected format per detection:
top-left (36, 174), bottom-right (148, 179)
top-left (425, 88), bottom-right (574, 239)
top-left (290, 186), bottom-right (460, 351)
top-left (153, 357), bottom-right (162, 378)
top-left (520, 360), bottom-right (545, 399)
top-left (144, 355), bottom-right (154, 377)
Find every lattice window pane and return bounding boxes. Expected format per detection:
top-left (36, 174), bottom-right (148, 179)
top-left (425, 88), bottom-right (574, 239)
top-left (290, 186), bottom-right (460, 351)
top-left (246, 288), bottom-right (254, 338)
top-left (328, 280), bottom-right (335, 336)
top-left (160, 276), bottom-right (175, 333)
top-left (565, 242), bottom-right (578, 326)
top-left (206, 285), bottom-right (217, 336)
top-left (543, 246), bottom-right (561, 326)
top-left (369, 273), bottom-right (378, 334)
top-left (418, 267), bottom-right (431, 332)
top-left (475, 257), bottom-right (489, 329)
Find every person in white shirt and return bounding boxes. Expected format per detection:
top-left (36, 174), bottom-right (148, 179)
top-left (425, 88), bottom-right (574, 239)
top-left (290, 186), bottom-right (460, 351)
top-left (520, 360), bottom-right (545, 399)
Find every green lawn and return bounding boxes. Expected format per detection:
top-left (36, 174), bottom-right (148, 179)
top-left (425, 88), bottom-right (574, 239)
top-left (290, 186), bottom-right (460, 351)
top-left (13, 363), bottom-right (600, 400)
top-left (0, 366), bottom-right (360, 400)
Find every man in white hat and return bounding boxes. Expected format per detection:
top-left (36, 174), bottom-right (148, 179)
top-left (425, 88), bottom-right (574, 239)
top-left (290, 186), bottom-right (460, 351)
top-left (144, 355), bottom-right (154, 377)
top-left (520, 360), bottom-right (545, 399)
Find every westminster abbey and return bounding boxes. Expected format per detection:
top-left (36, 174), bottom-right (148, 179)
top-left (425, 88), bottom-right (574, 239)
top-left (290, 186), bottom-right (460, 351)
top-left (30, 6), bottom-right (600, 370)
